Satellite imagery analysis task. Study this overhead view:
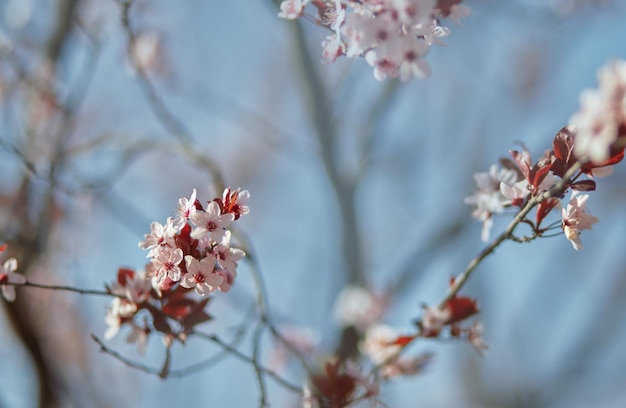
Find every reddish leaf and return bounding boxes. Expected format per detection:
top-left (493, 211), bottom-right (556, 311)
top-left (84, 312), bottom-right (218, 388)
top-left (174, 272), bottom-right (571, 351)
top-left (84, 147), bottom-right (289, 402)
top-left (445, 297), bottom-right (479, 324)
top-left (571, 180), bottom-right (596, 192)
top-left (310, 361), bottom-right (357, 408)
top-left (536, 197), bottom-right (560, 228)
top-left (117, 268), bottom-right (135, 286)
top-left (388, 335), bottom-right (416, 347)
top-left (0, 244), bottom-right (7, 253)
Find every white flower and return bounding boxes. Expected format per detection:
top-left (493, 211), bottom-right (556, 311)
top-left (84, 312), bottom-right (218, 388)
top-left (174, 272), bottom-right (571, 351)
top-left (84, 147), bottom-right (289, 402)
top-left (334, 285), bottom-right (387, 330)
top-left (421, 306), bottom-right (451, 337)
top-left (361, 324), bottom-right (402, 364)
top-left (0, 257), bottom-right (24, 302)
top-left (561, 193), bottom-right (599, 250)
top-left (104, 297), bottom-right (137, 340)
top-left (465, 164), bottom-right (520, 241)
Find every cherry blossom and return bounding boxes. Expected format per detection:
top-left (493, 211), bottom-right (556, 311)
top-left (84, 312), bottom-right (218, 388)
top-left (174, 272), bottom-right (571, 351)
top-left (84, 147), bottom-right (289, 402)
top-left (151, 247), bottom-right (184, 283)
top-left (189, 201), bottom-right (234, 242)
top-left (465, 163), bottom-right (521, 241)
top-left (0, 257), bottom-right (24, 302)
top-left (109, 269), bottom-right (153, 304)
top-left (104, 297), bottom-right (138, 340)
top-left (180, 255), bottom-right (223, 296)
top-left (278, 0), bottom-right (309, 19)
top-left (220, 188), bottom-right (250, 220)
top-left (380, 353), bottom-right (433, 379)
top-left (126, 321), bottom-right (151, 355)
top-left (420, 305), bottom-right (451, 337)
top-left (334, 285), bottom-right (388, 330)
top-left (212, 231), bottom-right (245, 275)
top-left (173, 188), bottom-right (198, 230)
top-left (361, 324), bottom-right (403, 364)
top-left (138, 217), bottom-right (178, 257)
top-left (570, 60), bottom-right (626, 164)
top-left (561, 193), bottom-right (598, 250)
top-left (278, 0), bottom-right (471, 81)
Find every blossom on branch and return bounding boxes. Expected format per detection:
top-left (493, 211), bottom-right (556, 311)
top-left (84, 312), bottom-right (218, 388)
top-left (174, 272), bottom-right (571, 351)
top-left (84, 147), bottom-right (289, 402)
top-left (278, 0), bottom-right (471, 81)
top-left (561, 193), bottom-right (598, 250)
top-left (0, 256), bottom-right (24, 302)
top-left (570, 59), bottom-right (626, 165)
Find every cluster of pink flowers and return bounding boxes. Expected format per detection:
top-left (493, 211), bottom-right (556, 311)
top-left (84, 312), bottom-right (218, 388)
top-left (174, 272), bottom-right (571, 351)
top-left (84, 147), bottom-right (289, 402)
top-left (104, 188), bottom-right (249, 351)
top-left (278, 0), bottom-right (471, 81)
top-left (465, 60), bottom-right (626, 250)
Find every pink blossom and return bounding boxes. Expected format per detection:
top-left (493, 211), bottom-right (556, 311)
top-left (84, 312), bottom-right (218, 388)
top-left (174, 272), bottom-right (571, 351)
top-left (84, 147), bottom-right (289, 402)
top-left (467, 321), bottom-right (488, 356)
top-left (213, 268), bottom-right (236, 293)
top-left (420, 306), bottom-right (451, 337)
top-left (465, 164), bottom-right (520, 241)
top-left (321, 34), bottom-right (344, 64)
top-left (212, 231), bottom-right (245, 275)
top-left (151, 247), bottom-right (184, 283)
top-left (561, 193), bottom-right (598, 250)
top-left (278, 0), bottom-right (309, 20)
top-left (380, 353), bottom-right (433, 379)
top-left (570, 60), bottom-right (626, 164)
top-left (104, 297), bottom-right (137, 340)
top-left (138, 217), bottom-right (177, 257)
top-left (173, 188), bottom-right (197, 230)
top-left (180, 255), bottom-right (223, 296)
top-left (360, 324), bottom-right (402, 364)
top-left (189, 201), bottom-right (234, 242)
top-left (334, 285), bottom-right (388, 330)
top-left (0, 257), bottom-right (24, 302)
top-left (126, 320), bottom-right (150, 355)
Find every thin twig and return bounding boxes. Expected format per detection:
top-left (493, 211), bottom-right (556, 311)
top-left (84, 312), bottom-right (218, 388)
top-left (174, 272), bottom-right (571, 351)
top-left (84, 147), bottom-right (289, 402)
top-left (5, 280), bottom-right (117, 297)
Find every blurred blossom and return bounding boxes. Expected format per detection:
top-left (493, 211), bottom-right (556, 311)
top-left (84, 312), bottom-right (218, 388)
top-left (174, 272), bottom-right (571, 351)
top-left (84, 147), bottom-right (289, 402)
top-left (334, 285), bottom-right (388, 330)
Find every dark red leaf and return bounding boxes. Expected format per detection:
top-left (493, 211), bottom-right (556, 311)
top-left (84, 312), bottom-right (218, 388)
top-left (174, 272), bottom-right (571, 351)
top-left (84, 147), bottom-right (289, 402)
top-left (445, 297), bottom-right (479, 324)
top-left (117, 268), bottom-right (135, 286)
top-left (571, 180), bottom-right (597, 192)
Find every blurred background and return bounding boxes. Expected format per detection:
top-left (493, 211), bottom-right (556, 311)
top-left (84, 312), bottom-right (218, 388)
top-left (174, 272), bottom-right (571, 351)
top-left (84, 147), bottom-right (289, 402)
top-left (0, 0), bottom-right (626, 407)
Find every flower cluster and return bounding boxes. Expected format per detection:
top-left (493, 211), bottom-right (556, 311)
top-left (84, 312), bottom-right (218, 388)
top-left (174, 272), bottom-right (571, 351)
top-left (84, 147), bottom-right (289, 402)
top-left (278, 0), bottom-right (471, 81)
top-left (466, 61), bottom-right (626, 249)
top-left (104, 188), bottom-right (249, 351)
top-left (465, 129), bottom-right (614, 249)
top-left (570, 60), bottom-right (626, 165)
top-left (0, 244), bottom-right (24, 302)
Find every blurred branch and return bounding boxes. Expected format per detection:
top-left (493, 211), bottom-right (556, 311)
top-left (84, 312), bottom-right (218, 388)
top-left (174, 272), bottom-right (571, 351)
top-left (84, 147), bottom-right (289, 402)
top-left (118, 0), bottom-right (225, 194)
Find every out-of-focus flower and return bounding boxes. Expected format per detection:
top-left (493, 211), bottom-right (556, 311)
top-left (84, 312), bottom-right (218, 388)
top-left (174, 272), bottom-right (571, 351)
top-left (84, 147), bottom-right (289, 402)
top-left (334, 285), bottom-right (388, 330)
top-left (269, 325), bottom-right (319, 372)
top-left (570, 60), bottom-right (626, 164)
top-left (380, 352), bottom-right (433, 379)
top-left (278, 0), bottom-right (309, 19)
top-left (361, 324), bottom-right (403, 364)
top-left (0, 257), bottom-right (24, 302)
top-left (465, 163), bottom-right (520, 241)
top-left (467, 320), bottom-right (488, 356)
top-left (561, 193), bottom-right (598, 250)
top-left (126, 320), bottom-right (151, 355)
